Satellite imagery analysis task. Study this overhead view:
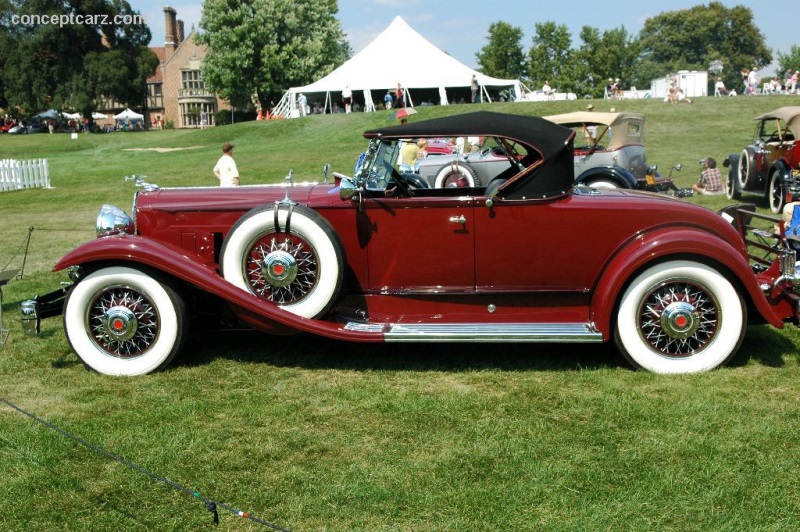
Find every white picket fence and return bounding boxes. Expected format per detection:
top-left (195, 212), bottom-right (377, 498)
top-left (0, 159), bottom-right (50, 192)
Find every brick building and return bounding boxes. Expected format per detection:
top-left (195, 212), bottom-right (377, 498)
top-left (99, 7), bottom-right (229, 128)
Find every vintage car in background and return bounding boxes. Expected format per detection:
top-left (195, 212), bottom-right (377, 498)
top-left (543, 111), bottom-right (679, 191)
top-left (22, 111), bottom-right (800, 376)
top-left (723, 106), bottom-right (800, 214)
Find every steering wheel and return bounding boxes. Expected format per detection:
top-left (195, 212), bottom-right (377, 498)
top-left (389, 170), bottom-right (414, 197)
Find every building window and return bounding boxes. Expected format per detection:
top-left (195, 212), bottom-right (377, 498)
top-left (180, 102), bottom-right (216, 128)
top-left (182, 70), bottom-right (204, 90)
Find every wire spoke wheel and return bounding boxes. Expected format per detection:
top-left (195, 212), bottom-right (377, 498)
top-left (638, 280), bottom-right (718, 357)
top-left (88, 285), bottom-right (160, 358)
top-left (615, 260), bottom-right (745, 374)
top-left (244, 233), bottom-right (318, 305)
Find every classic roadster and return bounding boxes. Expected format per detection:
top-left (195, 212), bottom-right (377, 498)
top-left (22, 111), bottom-right (800, 375)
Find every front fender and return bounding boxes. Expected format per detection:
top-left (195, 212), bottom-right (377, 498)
top-left (53, 236), bottom-right (384, 342)
top-left (590, 227), bottom-right (785, 339)
top-left (576, 166), bottom-right (638, 189)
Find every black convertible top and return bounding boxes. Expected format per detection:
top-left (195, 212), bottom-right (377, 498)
top-left (365, 111), bottom-right (576, 199)
top-left (364, 111), bottom-right (574, 162)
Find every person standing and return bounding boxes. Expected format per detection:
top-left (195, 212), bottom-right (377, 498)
top-left (298, 93), bottom-right (307, 116)
top-left (342, 85), bottom-right (353, 113)
top-left (213, 143), bottom-right (240, 187)
top-left (470, 74), bottom-right (479, 103)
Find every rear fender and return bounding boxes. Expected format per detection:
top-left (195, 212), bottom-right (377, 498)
top-left (591, 227), bottom-right (785, 339)
top-left (53, 236), bottom-right (384, 342)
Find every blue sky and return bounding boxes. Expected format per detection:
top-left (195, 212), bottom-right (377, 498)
top-left (137, 0), bottom-right (797, 76)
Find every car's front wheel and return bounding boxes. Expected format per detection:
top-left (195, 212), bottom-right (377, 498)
top-left (220, 204), bottom-right (344, 319)
top-left (614, 260), bottom-right (745, 374)
top-left (767, 168), bottom-right (785, 214)
top-left (63, 266), bottom-right (188, 376)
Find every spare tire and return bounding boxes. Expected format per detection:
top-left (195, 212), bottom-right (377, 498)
top-left (738, 147), bottom-right (759, 190)
top-left (433, 161), bottom-right (482, 188)
top-left (220, 204), bottom-right (345, 319)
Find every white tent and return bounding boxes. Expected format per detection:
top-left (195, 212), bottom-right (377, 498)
top-left (113, 108), bottom-right (144, 120)
top-left (278, 16), bottom-right (522, 117)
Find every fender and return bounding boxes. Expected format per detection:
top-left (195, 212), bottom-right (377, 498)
top-left (590, 226), bottom-right (785, 339)
top-left (773, 158), bottom-right (794, 178)
top-left (575, 166), bottom-right (638, 189)
top-left (53, 236), bottom-right (385, 343)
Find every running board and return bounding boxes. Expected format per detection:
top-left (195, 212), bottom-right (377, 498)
top-left (344, 322), bottom-right (603, 342)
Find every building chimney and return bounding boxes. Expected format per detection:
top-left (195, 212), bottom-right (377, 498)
top-left (177, 19), bottom-right (185, 44)
top-left (164, 6), bottom-right (177, 55)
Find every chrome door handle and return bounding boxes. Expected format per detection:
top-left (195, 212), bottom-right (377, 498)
top-left (449, 215), bottom-right (466, 224)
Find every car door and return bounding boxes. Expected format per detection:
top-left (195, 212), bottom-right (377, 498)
top-left (359, 195), bottom-right (477, 292)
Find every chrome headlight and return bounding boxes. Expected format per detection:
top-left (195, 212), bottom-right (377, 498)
top-left (96, 204), bottom-right (134, 238)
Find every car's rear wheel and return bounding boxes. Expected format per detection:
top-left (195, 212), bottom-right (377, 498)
top-left (586, 179), bottom-right (619, 189)
top-left (63, 266), bottom-right (187, 376)
top-left (614, 260), bottom-right (745, 374)
top-left (433, 161), bottom-right (482, 188)
top-left (767, 168), bottom-right (785, 214)
top-left (220, 204), bottom-right (344, 318)
top-left (738, 147), bottom-right (758, 190)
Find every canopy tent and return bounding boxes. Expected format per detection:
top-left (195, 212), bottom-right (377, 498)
top-left (62, 112), bottom-right (80, 120)
top-left (113, 108), bottom-right (144, 120)
top-left (278, 16), bottom-right (523, 117)
top-left (92, 111), bottom-right (109, 120)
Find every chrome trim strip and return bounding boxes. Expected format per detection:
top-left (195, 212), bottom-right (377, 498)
top-left (344, 322), bottom-right (603, 342)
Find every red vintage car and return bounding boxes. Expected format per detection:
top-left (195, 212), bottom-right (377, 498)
top-left (23, 111), bottom-right (800, 375)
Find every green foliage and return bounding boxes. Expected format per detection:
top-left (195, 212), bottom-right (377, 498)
top-left (475, 22), bottom-right (526, 80)
top-left (638, 2), bottom-right (771, 94)
top-left (776, 45), bottom-right (800, 79)
top-left (197, 0), bottom-right (351, 110)
top-left (527, 21), bottom-right (573, 89)
top-left (575, 25), bottom-right (641, 98)
top-left (0, 0), bottom-right (156, 115)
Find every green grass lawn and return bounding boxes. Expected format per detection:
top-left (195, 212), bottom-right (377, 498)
top-left (2, 95), bottom-right (800, 530)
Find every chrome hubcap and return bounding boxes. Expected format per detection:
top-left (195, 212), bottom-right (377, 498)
top-left (659, 301), bottom-right (700, 339)
top-left (103, 306), bottom-right (138, 342)
top-left (261, 250), bottom-right (298, 287)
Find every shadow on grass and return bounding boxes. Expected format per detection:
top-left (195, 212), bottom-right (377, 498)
top-left (181, 321), bottom-right (800, 374)
top-left (182, 329), bottom-right (627, 373)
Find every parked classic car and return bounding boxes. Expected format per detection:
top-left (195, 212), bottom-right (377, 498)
top-left (723, 106), bottom-right (800, 214)
top-left (543, 111), bottom-right (678, 191)
top-left (22, 111), bottom-right (800, 376)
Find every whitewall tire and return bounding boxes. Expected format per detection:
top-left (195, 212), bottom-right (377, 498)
top-left (614, 260), bottom-right (745, 374)
top-left (220, 205), bottom-right (344, 319)
top-left (63, 266), bottom-right (187, 376)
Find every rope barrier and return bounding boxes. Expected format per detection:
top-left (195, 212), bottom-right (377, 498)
top-left (0, 395), bottom-right (289, 530)
top-left (1, 226), bottom-right (33, 277)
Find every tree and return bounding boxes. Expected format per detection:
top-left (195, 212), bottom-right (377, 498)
top-left (197, 0), bottom-right (351, 111)
top-left (475, 22), bottom-right (525, 80)
top-left (0, 0), bottom-right (157, 116)
top-left (637, 2), bottom-right (771, 94)
top-left (776, 45), bottom-right (800, 80)
top-left (527, 22), bottom-right (572, 90)
top-left (575, 25), bottom-right (641, 98)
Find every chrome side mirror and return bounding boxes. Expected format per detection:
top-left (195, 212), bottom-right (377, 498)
top-left (339, 176), bottom-right (360, 202)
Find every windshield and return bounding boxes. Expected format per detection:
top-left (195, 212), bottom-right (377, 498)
top-left (355, 139), bottom-right (402, 192)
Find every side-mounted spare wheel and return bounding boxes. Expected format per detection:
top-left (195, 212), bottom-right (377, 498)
top-left (63, 266), bottom-right (188, 376)
top-left (614, 260), bottom-right (746, 374)
top-left (220, 204), bottom-right (345, 319)
top-left (433, 161), bottom-right (482, 188)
